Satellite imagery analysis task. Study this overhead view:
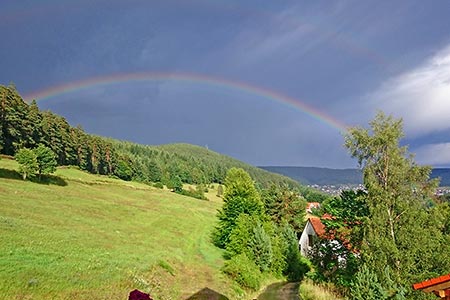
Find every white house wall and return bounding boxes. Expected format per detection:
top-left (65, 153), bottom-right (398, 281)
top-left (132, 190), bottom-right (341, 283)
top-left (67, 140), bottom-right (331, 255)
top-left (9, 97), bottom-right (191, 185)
top-left (299, 220), bottom-right (317, 256)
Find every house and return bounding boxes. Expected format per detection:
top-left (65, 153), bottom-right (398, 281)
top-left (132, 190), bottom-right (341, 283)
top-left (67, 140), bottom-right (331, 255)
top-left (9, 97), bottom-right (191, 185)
top-left (299, 215), bottom-right (355, 258)
top-left (306, 202), bottom-right (321, 214)
top-left (413, 273), bottom-right (450, 299)
top-left (299, 217), bottom-right (326, 256)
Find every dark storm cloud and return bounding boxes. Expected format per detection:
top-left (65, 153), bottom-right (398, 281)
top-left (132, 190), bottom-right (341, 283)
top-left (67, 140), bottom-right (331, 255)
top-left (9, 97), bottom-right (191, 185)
top-left (1, 0), bottom-right (450, 167)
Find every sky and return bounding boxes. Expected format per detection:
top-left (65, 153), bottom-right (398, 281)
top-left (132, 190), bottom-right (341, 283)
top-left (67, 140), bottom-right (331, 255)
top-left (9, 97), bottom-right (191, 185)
top-left (1, 0), bottom-right (450, 168)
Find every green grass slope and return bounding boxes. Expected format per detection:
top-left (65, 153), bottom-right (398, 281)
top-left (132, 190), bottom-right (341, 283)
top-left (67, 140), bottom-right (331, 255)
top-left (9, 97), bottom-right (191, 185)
top-left (0, 159), bottom-right (234, 300)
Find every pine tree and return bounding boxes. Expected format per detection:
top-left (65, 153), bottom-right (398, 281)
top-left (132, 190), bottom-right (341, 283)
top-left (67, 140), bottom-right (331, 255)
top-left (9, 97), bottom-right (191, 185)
top-left (248, 221), bottom-right (273, 272)
top-left (212, 168), bottom-right (264, 248)
top-left (262, 184), bottom-right (307, 233)
top-left (0, 86), bottom-right (34, 154)
top-left (147, 160), bottom-right (162, 182)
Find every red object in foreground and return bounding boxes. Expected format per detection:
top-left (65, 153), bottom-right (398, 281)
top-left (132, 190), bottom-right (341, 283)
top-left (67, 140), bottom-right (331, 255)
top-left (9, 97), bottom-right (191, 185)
top-left (129, 289), bottom-right (152, 300)
top-left (413, 273), bottom-right (450, 299)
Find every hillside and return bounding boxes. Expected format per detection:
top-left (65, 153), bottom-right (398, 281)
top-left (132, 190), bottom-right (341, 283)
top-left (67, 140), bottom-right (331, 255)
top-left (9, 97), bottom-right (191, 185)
top-left (111, 140), bottom-right (301, 188)
top-left (151, 143), bottom-right (300, 187)
top-left (432, 168), bottom-right (450, 186)
top-left (0, 158), bottom-right (237, 300)
top-left (261, 166), bottom-right (450, 186)
top-left (0, 85), bottom-right (299, 190)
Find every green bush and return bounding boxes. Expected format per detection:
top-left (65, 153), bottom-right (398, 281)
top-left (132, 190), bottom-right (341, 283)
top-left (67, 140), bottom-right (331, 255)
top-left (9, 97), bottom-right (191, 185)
top-left (153, 182), bottom-right (164, 189)
top-left (269, 235), bottom-right (286, 277)
top-left (177, 188), bottom-right (207, 200)
top-left (284, 242), bottom-right (311, 281)
top-left (114, 160), bottom-right (133, 181)
top-left (216, 184), bottom-right (224, 197)
top-left (222, 253), bottom-right (262, 290)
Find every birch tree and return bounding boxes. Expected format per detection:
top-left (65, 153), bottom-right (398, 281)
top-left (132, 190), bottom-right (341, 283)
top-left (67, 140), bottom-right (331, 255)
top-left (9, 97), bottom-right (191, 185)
top-left (345, 112), bottom-right (449, 297)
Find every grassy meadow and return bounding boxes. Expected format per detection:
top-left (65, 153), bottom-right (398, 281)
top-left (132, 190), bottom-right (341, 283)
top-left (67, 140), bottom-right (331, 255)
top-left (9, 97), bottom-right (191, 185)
top-left (0, 158), bottom-right (236, 300)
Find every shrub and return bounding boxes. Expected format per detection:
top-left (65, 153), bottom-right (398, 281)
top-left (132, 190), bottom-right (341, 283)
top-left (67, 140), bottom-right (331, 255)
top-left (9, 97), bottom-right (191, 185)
top-left (279, 221), bottom-right (311, 281)
top-left (284, 242), bottom-right (311, 281)
top-left (222, 253), bottom-right (262, 290)
top-left (216, 184), bottom-right (224, 197)
top-left (177, 187), bottom-right (207, 200)
top-left (153, 182), bottom-right (164, 189)
top-left (269, 235), bottom-right (287, 277)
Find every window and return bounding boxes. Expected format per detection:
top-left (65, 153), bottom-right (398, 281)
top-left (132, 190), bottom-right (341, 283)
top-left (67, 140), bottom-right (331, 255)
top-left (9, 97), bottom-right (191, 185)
top-left (308, 234), bottom-right (314, 247)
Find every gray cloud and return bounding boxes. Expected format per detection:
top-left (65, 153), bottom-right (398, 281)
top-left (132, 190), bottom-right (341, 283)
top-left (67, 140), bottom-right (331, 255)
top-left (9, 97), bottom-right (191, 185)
top-left (3, 1), bottom-right (450, 168)
top-left (414, 143), bottom-right (450, 166)
top-left (368, 43), bottom-right (450, 137)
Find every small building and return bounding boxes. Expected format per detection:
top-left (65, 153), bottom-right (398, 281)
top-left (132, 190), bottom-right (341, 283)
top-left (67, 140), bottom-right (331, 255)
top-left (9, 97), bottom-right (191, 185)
top-left (299, 217), bottom-right (326, 256)
top-left (413, 273), bottom-right (450, 299)
top-left (306, 202), bottom-right (321, 214)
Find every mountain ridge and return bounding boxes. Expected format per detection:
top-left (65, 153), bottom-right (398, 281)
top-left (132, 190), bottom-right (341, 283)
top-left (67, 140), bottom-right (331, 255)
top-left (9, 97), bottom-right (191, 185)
top-left (260, 166), bottom-right (450, 186)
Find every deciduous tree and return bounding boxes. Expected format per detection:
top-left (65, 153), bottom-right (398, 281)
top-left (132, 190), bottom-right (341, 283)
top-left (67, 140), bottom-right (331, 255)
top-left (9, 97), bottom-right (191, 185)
top-left (15, 148), bottom-right (38, 180)
top-left (33, 144), bottom-right (57, 180)
top-left (345, 112), bottom-right (449, 297)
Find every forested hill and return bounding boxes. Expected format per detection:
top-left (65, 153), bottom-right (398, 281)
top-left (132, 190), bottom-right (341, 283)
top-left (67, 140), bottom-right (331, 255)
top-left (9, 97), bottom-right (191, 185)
top-left (0, 84), bottom-right (298, 188)
top-left (155, 143), bottom-right (300, 186)
top-left (112, 141), bottom-right (300, 187)
top-left (261, 166), bottom-right (450, 186)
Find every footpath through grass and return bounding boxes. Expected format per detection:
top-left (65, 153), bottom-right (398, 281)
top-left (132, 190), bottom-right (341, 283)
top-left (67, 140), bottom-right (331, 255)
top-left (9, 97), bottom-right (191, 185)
top-left (0, 159), bottom-right (234, 300)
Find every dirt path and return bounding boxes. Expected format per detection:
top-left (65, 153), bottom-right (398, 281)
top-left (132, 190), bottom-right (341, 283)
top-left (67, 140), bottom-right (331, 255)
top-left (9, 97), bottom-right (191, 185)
top-left (257, 282), bottom-right (300, 300)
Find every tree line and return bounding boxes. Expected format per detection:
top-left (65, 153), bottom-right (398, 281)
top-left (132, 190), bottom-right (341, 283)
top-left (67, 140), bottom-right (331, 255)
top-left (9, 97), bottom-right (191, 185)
top-left (212, 167), bottom-right (311, 291)
top-left (0, 84), bottom-right (302, 190)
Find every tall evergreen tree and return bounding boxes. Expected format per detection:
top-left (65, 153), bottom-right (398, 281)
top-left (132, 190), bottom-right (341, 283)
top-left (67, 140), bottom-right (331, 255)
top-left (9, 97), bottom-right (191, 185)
top-left (213, 168), bottom-right (264, 248)
top-left (0, 85), bottom-right (34, 154)
top-left (262, 184), bottom-right (307, 233)
top-left (28, 100), bottom-right (42, 147)
top-left (147, 160), bottom-right (162, 182)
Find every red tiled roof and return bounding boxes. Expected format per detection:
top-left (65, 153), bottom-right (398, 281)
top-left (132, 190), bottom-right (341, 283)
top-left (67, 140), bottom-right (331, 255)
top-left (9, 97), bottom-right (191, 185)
top-left (308, 216), bottom-right (359, 253)
top-left (309, 217), bottom-right (326, 237)
top-left (413, 273), bottom-right (450, 291)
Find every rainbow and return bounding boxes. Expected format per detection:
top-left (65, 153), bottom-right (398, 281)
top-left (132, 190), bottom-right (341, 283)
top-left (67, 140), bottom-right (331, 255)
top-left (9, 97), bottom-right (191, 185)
top-left (24, 72), bottom-right (348, 133)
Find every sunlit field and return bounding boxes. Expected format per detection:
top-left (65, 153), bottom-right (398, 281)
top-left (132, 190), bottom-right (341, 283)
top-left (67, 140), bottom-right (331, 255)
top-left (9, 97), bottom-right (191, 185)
top-left (0, 158), bottom-right (234, 300)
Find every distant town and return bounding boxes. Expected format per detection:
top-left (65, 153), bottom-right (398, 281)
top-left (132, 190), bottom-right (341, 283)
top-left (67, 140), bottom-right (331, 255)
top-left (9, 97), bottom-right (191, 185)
top-left (308, 184), bottom-right (450, 196)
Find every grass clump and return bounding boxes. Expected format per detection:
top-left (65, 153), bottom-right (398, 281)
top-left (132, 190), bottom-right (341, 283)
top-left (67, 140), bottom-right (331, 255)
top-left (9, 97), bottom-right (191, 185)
top-left (299, 279), bottom-right (345, 300)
